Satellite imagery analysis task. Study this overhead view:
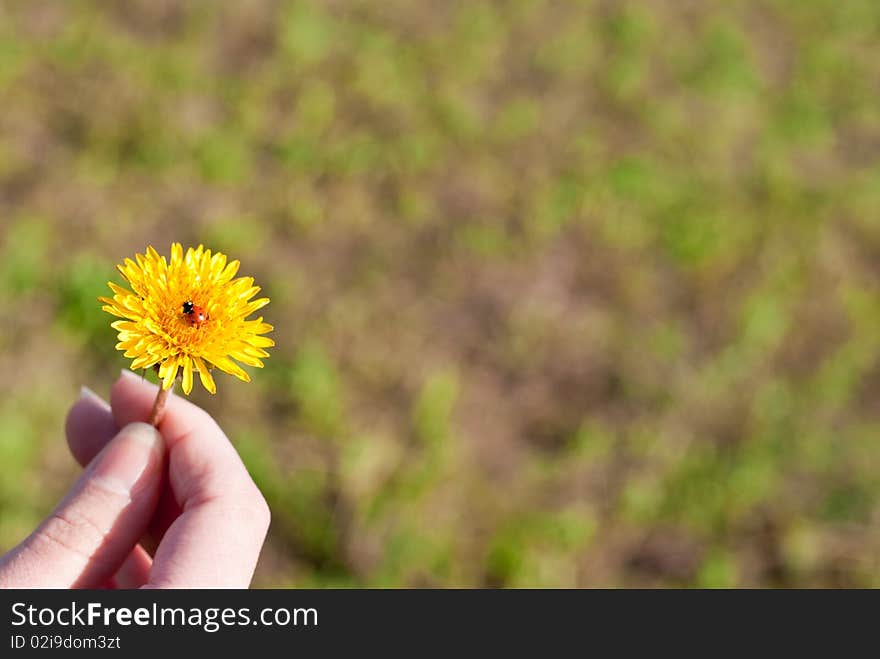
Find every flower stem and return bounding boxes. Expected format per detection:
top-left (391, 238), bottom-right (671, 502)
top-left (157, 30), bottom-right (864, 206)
top-left (148, 386), bottom-right (170, 427)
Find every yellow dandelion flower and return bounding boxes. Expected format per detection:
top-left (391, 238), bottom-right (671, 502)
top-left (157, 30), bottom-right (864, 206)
top-left (99, 243), bottom-right (274, 395)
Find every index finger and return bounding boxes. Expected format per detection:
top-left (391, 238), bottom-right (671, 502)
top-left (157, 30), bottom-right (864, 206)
top-left (111, 370), bottom-right (271, 588)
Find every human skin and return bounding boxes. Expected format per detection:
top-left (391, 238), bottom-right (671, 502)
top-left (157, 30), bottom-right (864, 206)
top-left (0, 370), bottom-right (270, 588)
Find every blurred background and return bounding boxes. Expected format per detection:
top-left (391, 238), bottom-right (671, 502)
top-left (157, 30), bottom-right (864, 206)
top-left (0, 0), bottom-right (879, 587)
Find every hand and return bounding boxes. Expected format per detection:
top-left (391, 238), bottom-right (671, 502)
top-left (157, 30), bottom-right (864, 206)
top-left (0, 370), bottom-right (270, 588)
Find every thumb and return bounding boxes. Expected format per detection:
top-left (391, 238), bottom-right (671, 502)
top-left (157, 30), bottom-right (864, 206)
top-left (0, 422), bottom-right (164, 588)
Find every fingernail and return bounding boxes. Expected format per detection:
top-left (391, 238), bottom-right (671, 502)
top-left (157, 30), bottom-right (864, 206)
top-left (120, 369), bottom-right (142, 381)
top-left (90, 422), bottom-right (164, 494)
top-left (79, 385), bottom-right (110, 410)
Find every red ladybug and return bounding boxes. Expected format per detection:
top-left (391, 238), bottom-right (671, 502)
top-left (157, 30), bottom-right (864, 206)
top-left (182, 300), bottom-right (209, 328)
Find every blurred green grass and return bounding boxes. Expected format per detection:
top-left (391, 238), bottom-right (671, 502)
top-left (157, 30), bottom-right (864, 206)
top-left (1, 0), bottom-right (880, 586)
